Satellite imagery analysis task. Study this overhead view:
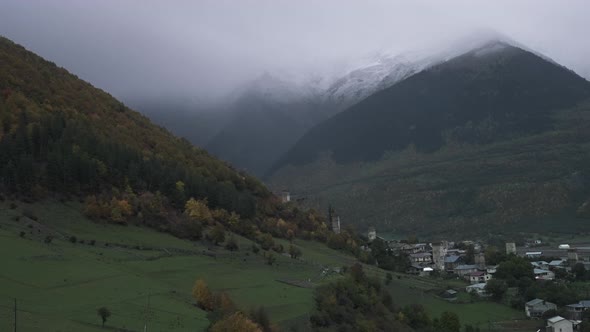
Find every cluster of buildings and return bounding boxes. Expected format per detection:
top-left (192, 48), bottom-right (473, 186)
top-left (385, 240), bottom-right (497, 292)
top-left (526, 299), bottom-right (590, 332)
top-left (362, 228), bottom-right (590, 330)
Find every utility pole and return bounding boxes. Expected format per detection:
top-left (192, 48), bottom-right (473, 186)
top-left (14, 298), bottom-right (17, 332)
top-left (143, 294), bottom-right (150, 332)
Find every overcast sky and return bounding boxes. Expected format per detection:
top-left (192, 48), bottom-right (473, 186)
top-left (1, 0), bottom-right (589, 105)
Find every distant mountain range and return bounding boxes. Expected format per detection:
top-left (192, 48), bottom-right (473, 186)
top-left (272, 41), bottom-right (590, 169)
top-left (147, 34), bottom-right (538, 176)
top-left (126, 33), bottom-right (590, 237)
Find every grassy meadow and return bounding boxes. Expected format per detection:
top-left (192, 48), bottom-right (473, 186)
top-left (0, 200), bottom-right (529, 331)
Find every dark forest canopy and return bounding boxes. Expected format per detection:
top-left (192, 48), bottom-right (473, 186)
top-left (0, 35), bottom-right (327, 240)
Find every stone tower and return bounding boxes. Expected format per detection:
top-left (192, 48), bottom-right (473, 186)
top-left (332, 216), bottom-right (341, 234)
top-left (568, 248), bottom-right (579, 262)
top-left (280, 191), bottom-right (290, 203)
top-left (367, 227), bottom-right (377, 242)
top-left (431, 241), bottom-right (448, 271)
top-left (505, 242), bottom-right (516, 255)
top-left (475, 252), bottom-right (486, 269)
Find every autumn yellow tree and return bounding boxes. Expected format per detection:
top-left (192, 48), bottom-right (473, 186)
top-left (210, 312), bottom-right (262, 332)
top-left (185, 197), bottom-right (213, 224)
top-left (192, 279), bottom-right (214, 311)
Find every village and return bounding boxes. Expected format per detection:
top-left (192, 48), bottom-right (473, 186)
top-left (364, 226), bottom-right (590, 332)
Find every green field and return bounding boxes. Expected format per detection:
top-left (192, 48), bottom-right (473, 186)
top-left (0, 200), bottom-right (527, 331)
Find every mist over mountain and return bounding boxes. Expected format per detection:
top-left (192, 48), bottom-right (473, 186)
top-left (272, 41), bottom-right (590, 170)
top-left (179, 32), bottom-right (580, 176)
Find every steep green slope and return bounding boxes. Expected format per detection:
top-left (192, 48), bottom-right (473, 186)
top-left (0, 35), bottom-right (266, 213)
top-left (269, 102), bottom-right (590, 236)
top-left (0, 201), bottom-right (357, 332)
top-left (0, 36), bottom-right (332, 242)
top-left (272, 42), bottom-right (590, 170)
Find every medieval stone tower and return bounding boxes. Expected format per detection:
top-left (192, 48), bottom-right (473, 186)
top-left (332, 216), bottom-right (341, 234)
top-left (505, 242), bottom-right (516, 255)
top-left (431, 241), bottom-right (448, 271)
top-left (367, 227), bottom-right (377, 242)
top-left (475, 252), bottom-right (486, 269)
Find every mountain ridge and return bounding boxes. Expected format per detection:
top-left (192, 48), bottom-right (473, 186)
top-left (270, 42), bottom-right (590, 172)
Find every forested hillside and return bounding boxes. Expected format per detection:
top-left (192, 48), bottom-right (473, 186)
top-left (0, 36), bottom-right (326, 240)
top-left (269, 42), bottom-right (590, 236)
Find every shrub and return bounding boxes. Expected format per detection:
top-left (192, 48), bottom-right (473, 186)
top-left (89, 240), bottom-right (96, 246)
top-left (9, 202), bottom-right (17, 209)
top-left (44, 235), bottom-right (53, 244)
top-left (225, 236), bottom-right (239, 251)
top-left (69, 236), bottom-right (77, 243)
top-left (251, 244), bottom-right (260, 254)
top-left (385, 272), bottom-right (393, 285)
top-left (272, 244), bottom-right (284, 254)
top-left (266, 253), bottom-right (276, 266)
top-left (19, 231), bottom-right (25, 238)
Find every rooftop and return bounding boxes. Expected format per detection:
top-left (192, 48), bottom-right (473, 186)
top-left (410, 252), bottom-right (432, 258)
top-left (549, 260), bottom-right (565, 266)
top-left (547, 316), bottom-right (566, 324)
top-left (455, 264), bottom-right (478, 270)
top-left (466, 283), bottom-right (487, 289)
top-left (444, 255), bottom-right (462, 263)
top-left (526, 298), bottom-right (545, 306)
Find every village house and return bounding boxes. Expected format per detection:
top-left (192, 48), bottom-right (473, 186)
top-left (525, 298), bottom-right (557, 318)
top-left (409, 252), bottom-right (433, 264)
top-left (453, 264), bottom-right (479, 277)
top-left (531, 261), bottom-right (550, 270)
top-left (401, 243), bottom-right (430, 254)
top-left (444, 255), bottom-right (464, 272)
top-left (565, 300), bottom-right (590, 320)
top-left (534, 268), bottom-right (555, 281)
top-left (546, 316), bottom-right (574, 332)
top-left (549, 260), bottom-right (567, 269)
top-left (525, 251), bottom-right (543, 259)
top-left (446, 248), bottom-right (465, 256)
top-left (466, 271), bottom-right (492, 284)
top-left (465, 283), bottom-right (488, 296)
top-left (407, 264), bottom-right (433, 276)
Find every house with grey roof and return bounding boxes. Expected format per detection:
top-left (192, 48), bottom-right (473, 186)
top-left (534, 268), bottom-right (555, 281)
top-left (546, 316), bottom-right (573, 332)
top-left (525, 298), bottom-right (557, 318)
top-left (465, 283), bottom-right (488, 296)
top-left (444, 255), bottom-right (463, 271)
top-left (549, 260), bottom-right (566, 268)
top-left (409, 252), bottom-right (432, 263)
top-left (453, 264), bottom-right (478, 277)
top-left (565, 300), bottom-right (590, 320)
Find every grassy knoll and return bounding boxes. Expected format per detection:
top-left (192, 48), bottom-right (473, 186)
top-left (0, 200), bottom-right (527, 331)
